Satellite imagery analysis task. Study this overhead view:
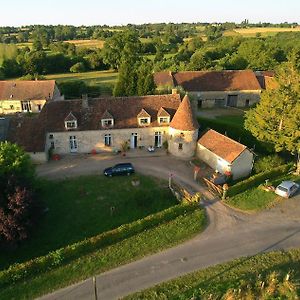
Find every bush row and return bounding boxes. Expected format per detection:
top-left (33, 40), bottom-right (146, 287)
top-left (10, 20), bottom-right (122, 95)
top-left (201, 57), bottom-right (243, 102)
top-left (0, 203), bottom-right (198, 288)
top-left (227, 163), bottom-right (293, 197)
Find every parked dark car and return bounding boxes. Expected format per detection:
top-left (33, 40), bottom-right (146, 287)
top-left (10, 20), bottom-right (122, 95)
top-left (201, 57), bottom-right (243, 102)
top-left (103, 163), bottom-right (135, 177)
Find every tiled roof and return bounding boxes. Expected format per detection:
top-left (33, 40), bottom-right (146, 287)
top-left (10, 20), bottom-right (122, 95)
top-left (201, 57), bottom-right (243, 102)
top-left (154, 70), bottom-right (262, 92)
top-left (64, 112), bottom-right (77, 121)
top-left (198, 129), bottom-right (247, 163)
top-left (137, 108), bottom-right (151, 118)
top-left (101, 110), bottom-right (114, 119)
top-left (170, 95), bottom-right (199, 131)
top-left (8, 116), bottom-right (45, 152)
top-left (0, 80), bottom-right (56, 101)
top-left (8, 94), bottom-right (181, 152)
top-left (256, 73), bottom-right (279, 90)
top-left (157, 107), bottom-right (170, 117)
top-left (153, 71), bottom-right (174, 87)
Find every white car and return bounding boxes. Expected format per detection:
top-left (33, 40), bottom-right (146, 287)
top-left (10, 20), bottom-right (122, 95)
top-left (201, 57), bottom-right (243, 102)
top-left (275, 181), bottom-right (299, 198)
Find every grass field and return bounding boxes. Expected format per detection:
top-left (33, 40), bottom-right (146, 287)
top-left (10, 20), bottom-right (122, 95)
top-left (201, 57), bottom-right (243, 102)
top-left (46, 70), bottom-right (118, 96)
top-left (226, 174), bottom-right (300, 212)
top-left (0, 207), bottom-right (206, 300)
top-left (224, 26), bottom-right (300, 37)
top-left (64, 39), bottom-right (105, 48)
top-left (0, 174), bottom-right (177, 269)
top-left (126, 248), bottom-right (300, 299)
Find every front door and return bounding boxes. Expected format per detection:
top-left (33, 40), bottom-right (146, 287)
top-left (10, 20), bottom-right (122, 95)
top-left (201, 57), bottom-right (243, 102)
top-left (227, 95), bottom-right (238, 107)
top-left (154, 132), bottom-right (162, 147)
top-left (130, 133), bottom-right (138, 149)
top-left (69, 136), bottom-right (78, 153)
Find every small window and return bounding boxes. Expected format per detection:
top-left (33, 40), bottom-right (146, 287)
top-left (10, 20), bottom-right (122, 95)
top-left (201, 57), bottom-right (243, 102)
top-left (158, 117), bottom-right (170, 124)
top-left (245, 99), bottom-right (250, 107)
top-left (37, 104), bottom-right (42, 112)
top-left (65, 121), bottom-right (77, 129)
top-left (50, 141), bottom-right (55, 149)
top-left (139, 118), bottom-right (150, 125)
top-left (10, 105), bottom-right (14, 110)
top-left (104, 134), bottom-right (112, 147)
top-left (49, 134), bottom-right (54, 139)
top-left (178, 143), bottom-right (183, 150)
top-left (101, 119), bottom-right (114, 127)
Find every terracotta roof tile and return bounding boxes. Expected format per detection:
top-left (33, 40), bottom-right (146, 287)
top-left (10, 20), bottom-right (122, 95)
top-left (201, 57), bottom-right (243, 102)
top-left (64, 112), bottom-right (77, 121)
top-left (154, 70), bottom-right (262, 91)
top-left (8, 94), bottom-right (181, 152)
top-left (0, 80), bottom-right (56, 101)
top-left (137, 108), bottom-right (151, 118)
top-left (170, 95), bottom-right (199, 131)
top-left (157, 107), bottom-right (170, 117)
top-left (153, 71), bottom-right (174, 87)
top-left (101, 110), bottom-right (114, 119)
top-left (198, 129), bottom-right (247, 163)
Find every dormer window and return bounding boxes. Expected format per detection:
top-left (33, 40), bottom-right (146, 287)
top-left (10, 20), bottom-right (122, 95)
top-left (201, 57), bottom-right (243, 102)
top-left (139, 118), bottom-right (150, 125)
top-left (157, 107), bottom-right (170, 125)
top-left (65, 120), bottom-right (77, 129)
top-left (64, 112), bottom-right (78, 130)
top-left (137, 108), bottom-right (151, 126)
top-left (158, 117), bottom-right (170, 124)
top-left (101, 110), bottom-right (114, 128)
top-left (101, 118), bottom-right (114, 127)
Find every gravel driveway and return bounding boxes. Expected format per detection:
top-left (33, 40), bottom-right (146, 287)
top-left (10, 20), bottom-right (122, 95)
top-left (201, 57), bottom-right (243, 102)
top-left (37, 154), bottom-right (300, 300)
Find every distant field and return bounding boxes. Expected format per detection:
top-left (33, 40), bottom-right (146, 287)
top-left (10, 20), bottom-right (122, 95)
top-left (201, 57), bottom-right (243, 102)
top-left (46, 70), bottom-right (118, 96)
top-left (46, 70), bottom-right (117, 85)
top-left (15, 42), bottom-right (33, 49)
top-left (64, 39), bottom-right (105, 48)
top-left (224, 27), bottom-right (300, 37)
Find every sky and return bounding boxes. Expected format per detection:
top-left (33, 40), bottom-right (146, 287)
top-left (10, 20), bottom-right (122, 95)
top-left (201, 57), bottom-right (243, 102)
top-left (1, 0), bottom-right (299, 27)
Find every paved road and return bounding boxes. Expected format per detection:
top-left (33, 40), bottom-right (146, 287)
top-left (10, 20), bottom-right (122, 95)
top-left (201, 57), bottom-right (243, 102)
top-left (37, 154), bottom-right (300, 300)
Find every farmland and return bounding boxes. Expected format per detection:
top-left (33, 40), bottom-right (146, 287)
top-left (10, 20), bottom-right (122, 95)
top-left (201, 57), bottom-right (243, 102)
top-left (64, 39), bottom-right (105, 48)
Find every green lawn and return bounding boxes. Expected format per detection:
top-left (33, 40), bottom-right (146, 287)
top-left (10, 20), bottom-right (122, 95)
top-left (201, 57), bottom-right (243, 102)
top-left (125, 248), bottom-right (300, 299)
top-left (0, 207), bottom-right (206, 300)
top-left (226, 175), bottom-right (300, 212)
top-left (226, 187), bottom-right (280, 211)
top-left (0, 175), bottom-right (177, 270)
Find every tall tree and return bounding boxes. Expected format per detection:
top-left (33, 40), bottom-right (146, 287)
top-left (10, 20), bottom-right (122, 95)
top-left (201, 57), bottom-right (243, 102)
top-left (245, 55), bottom-right (300, 173)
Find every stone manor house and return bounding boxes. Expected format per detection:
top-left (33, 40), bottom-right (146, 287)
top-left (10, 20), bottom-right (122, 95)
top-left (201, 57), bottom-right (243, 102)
top-left (8, 94), bottom-right (199, 163)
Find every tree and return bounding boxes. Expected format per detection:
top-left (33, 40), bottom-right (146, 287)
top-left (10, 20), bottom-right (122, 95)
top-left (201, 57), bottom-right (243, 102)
top-left (0, 142), bottom-right (40, 244)
top-left (70, 62), bottom-right (86, 73)
top-left (245, 56), bottom-right (300, 173)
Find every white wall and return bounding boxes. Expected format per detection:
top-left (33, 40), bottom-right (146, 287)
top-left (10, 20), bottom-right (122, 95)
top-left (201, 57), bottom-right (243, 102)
top-left (29, 152), bottom-right (47, 163)
top-left (231, 149), bottom-right (254, 180)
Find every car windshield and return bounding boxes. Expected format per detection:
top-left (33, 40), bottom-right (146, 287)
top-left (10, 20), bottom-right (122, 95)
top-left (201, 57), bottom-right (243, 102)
top-left (277, 186), bottom-right (288, 193)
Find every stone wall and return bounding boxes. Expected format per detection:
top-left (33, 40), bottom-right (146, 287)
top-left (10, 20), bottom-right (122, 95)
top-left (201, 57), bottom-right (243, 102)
top-left (189, 90), bottom-right (261, 110)
top-left (47, 126), bottom-right (170, 154)
top-left (168, 128), bottom-right (198, 159)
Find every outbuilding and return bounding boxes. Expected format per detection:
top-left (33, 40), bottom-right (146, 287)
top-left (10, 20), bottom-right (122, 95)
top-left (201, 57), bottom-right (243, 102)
top-left (197, 129), bottom-right (254, 180)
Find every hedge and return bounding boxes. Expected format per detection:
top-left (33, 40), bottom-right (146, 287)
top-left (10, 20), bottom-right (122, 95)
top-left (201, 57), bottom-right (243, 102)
top-left (227, 163), bottom-right (293, 197)
top-left (0, 203), bottom-right (199, 288)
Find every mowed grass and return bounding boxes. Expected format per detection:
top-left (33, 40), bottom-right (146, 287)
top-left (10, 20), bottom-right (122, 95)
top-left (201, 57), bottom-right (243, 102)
top-left (226, 175), bottom-right (300, 212)
top-left (64, 39), bottom-right (105, 48)
top-left (224, 27), bottom-right (300, 37)
top-left (125, 248), bottom-right (300, 299)
top-left (0, 174), bottom-right (177, 269)
top-left (226, 187), bottom-right (280, 211)
top-left (0, 207), bottom-right (206, 300)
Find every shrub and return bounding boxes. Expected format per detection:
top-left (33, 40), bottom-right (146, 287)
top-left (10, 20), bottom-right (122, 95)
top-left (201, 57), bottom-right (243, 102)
top-left (0, 203), bottom-right (199, 287)
top-left (227, 163), bottom-right (293, 197)
top-left (70, 62), bottom-right (86, 73)
top-left (254, 154), bottom-right (285, 174)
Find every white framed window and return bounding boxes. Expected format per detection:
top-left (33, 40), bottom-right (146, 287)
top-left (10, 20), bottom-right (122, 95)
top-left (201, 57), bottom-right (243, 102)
top-left (158, 117), bottom-right (170, 124)
top-left (139, 117), bottom-right (150, 125)
top-left (104, 134), bottom-right (112, 146)
top-left (65, 120), bottom-right (77, 130)
top-left (101, 119), bottom-right (114, 127)
top-left (21, 101), bottom-right (32, 112)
